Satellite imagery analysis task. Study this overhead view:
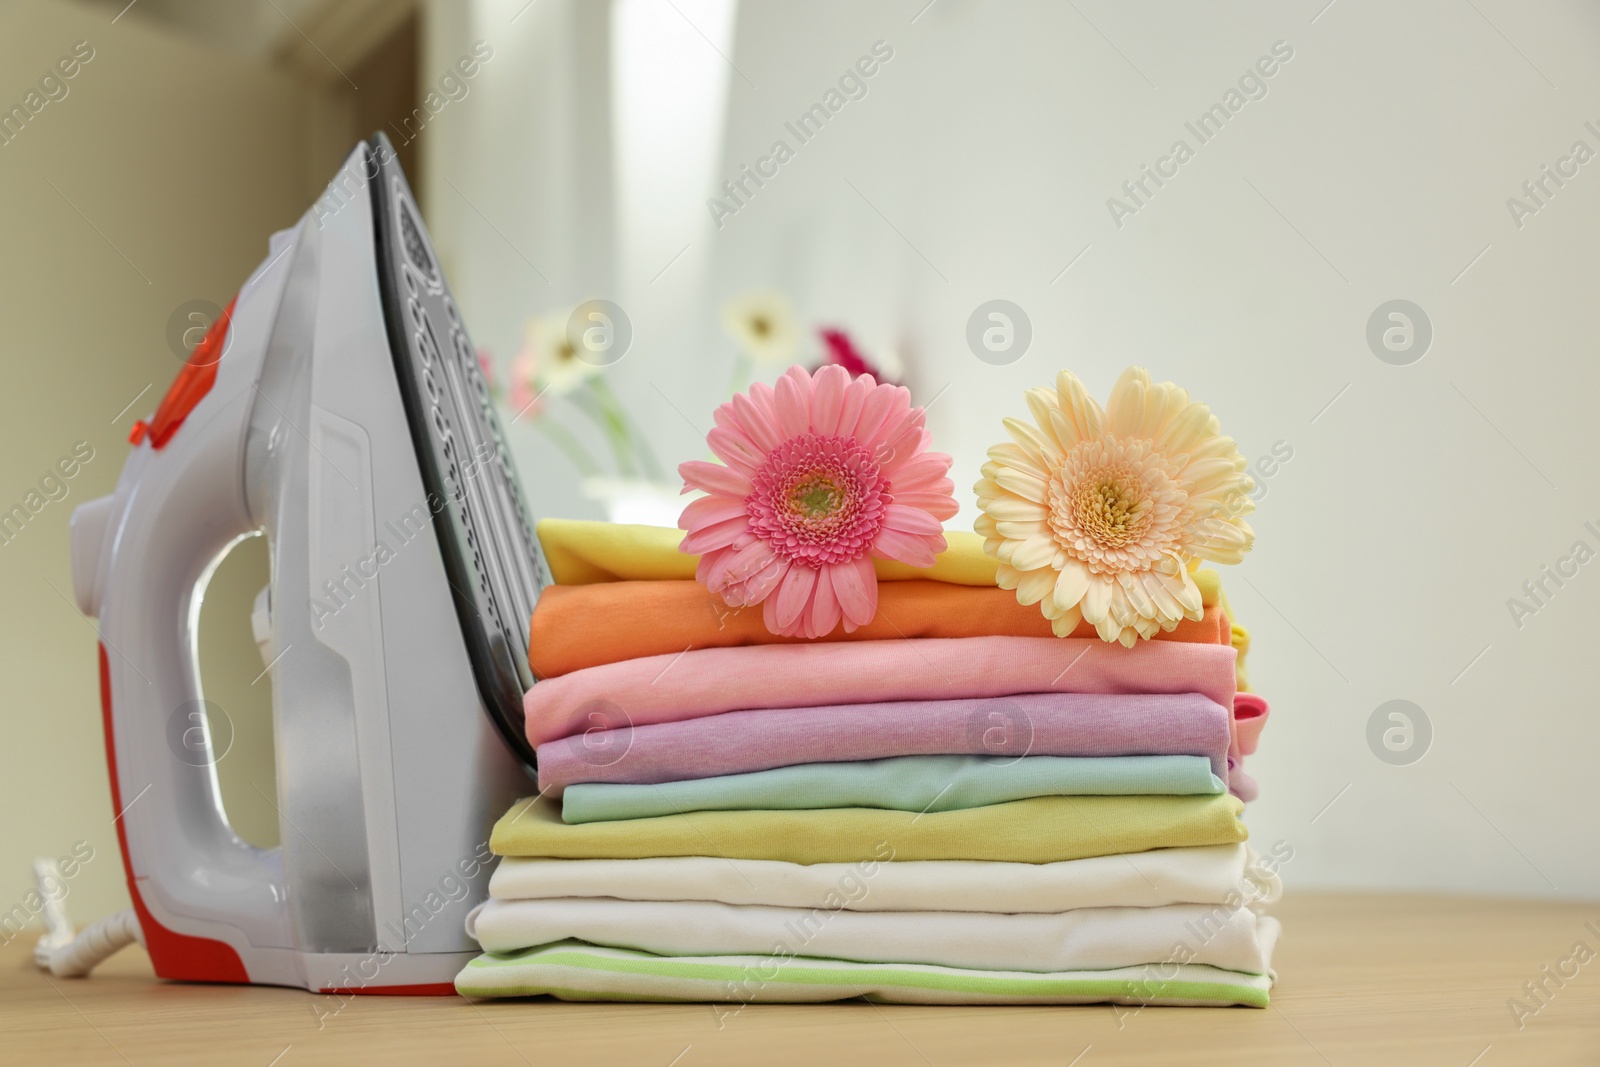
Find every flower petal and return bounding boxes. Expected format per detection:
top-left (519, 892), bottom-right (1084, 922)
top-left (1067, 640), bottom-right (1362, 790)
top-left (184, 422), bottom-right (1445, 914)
top-left (832, 371), bottom-right (875, 439)
top-left (810, 570), bottom-right (843, 636)
top-left (1105, 366), bottom-right (1150, 438)
top-left (706, 426), bottom-right (764, 476)
top-left (985, 497), bottom-right (1048, 523)
top-left (893, 490), bottom-right (960, 520)
top-left (881, 503), bottom-right (943, 537)
top-left (993, 466), bottom-right (1049, 504)
top-left (1190, 518), bottom-right (1253, 563)
top-left (1009, 534), bottom-right (1058, 572)
top-left (1011, 566), bottom-right (1054, 606)
top-left (1003, 416), bottom-right (1058, 461)
top-left (884, 452), bottom-right (951, 491)
top-left (1157, 401), bottom-right (1217, 455)
top-left (871, 524), bottom-right (940, 567)
top-left (1051, 557), bottom-right (1090, 610)
top-left (1117, 569), bottom-right (1158, 619)
top-left (853, 383), bottom-right (910, 448)
top-left (1049, 603), bottom-right (1083, 637)
top-left (810, 363), bottom-right (849, 436)
top-left (774, 365), bottom-right (812, 437)
top-left (1139, 570), bottom-right (1185, 622)
top-left (873, 409), bottom-right (926, 466)
top-left (1024, 387), bottom-right (1071, 455)
top-left (829, 556), bottom-right (877, 629)
top-left (679, 459), bottom-right (751, 498)
top-left (1055, 370), bottom-right (1105, 442)
top-left (705, 537), bottom-right (778, 594)
top-left (994, 519), bottom-right (1050, 541)
top-left (678, 493), bottom-right (748, 530)
top-left (1081, 574), bottom-right (1113, 624)
top-left (718, 392), bottom-right (781, 453)
top-left (770, 564), bottom-right (818, 629)
top-left (680, 516), bottom-right (751, 555)
top-left (727, 555), bottom-right (786, 606)
top-left (1163, 564), bottom-right (1204, 616)
top-left (986, 442), bottom-right (1051, 479)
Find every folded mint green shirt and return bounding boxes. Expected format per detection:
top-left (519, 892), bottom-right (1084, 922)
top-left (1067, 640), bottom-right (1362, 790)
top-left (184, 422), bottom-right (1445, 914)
top-left (560, 754), bottom-right (1224, 824)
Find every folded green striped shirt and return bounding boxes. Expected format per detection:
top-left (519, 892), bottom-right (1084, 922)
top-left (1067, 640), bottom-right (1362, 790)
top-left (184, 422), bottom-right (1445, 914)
top-left (455, 938), bottom-right (1277, 1008)
top-left (561, 754), bottom-right (1224, 823)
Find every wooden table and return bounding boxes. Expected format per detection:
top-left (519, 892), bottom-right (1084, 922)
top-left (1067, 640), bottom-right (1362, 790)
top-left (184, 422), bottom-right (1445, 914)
top-left (6, 892), bottom-right (1599, 1066)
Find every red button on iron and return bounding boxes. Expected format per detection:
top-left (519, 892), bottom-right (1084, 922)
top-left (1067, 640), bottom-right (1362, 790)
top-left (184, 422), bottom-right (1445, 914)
top-left (144, 296), bottom-right (236, 450)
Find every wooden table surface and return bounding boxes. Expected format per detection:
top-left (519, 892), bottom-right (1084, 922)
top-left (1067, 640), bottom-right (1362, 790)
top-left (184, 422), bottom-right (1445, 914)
top-left (6, 892), bottom-right (1599, 1066)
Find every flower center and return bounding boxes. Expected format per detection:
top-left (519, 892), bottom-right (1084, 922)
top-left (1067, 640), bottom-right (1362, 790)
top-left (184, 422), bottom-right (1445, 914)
top-left (751, 315), bottom-right (771, 338)
top-left (1071, 475), bottom-right (1151, 548)
top-left (748, 433), bottom-right (887, 566)
top-left (1045, 437), bottom-right (1187, 574)
top-left (790, 474), bottom-right (843, 518)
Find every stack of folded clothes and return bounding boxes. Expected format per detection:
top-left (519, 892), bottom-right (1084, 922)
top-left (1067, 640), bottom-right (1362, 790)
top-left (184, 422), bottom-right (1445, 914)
top-left (455, 517), bottom-right (1280, 1008)
top-left (459, 364), bottom-right (1278, 1007)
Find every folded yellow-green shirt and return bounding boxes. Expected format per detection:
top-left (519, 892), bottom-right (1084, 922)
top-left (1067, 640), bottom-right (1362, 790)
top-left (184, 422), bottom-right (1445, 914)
top-left (491, 794), bottom-right (1247, 864)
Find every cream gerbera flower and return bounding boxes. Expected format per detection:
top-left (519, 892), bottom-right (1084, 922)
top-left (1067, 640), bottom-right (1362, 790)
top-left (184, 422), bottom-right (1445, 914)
top-left (721, 290), bottom-right (799, 365)
top-left (974, 366), bottom-right (1255, 647)
top-left (521, 313), bottom-right (598, 395)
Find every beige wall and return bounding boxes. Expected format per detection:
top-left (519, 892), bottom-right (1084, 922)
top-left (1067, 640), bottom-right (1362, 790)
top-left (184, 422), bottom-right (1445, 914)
top-left (0, 0), bottom-right (314, 931)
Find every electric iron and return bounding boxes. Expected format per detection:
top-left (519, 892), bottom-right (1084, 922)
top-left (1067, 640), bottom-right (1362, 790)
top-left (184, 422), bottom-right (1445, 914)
top-left (63, 134), bottom-right (545, 994)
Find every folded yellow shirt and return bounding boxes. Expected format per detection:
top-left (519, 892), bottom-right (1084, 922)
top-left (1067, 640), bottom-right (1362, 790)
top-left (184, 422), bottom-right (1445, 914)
top-left (491, 794), bottom-right (1247, 864)
top-left (538, 517), bottom-right (1225, 597)
top-left (537, 518), bottom-right (1004, 587)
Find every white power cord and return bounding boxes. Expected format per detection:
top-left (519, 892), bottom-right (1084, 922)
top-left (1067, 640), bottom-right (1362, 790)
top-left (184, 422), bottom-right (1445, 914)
top-left (31, 858), bottom-right (143, 977)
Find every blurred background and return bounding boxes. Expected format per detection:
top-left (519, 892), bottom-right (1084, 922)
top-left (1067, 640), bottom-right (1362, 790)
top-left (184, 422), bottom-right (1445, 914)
top-left (3, 0), bottom-right (1598, 930)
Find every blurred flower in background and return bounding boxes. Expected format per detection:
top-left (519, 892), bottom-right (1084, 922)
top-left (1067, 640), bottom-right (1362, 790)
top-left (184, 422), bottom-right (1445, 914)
top-left (506, 349), bottom-right (543, 419)
top-left (523, 313), bottom-right (600, 395)
top-left (722, 289), bottom-right (799, 397)
top-left (497, 312), bottom-right (667, 520)
top-left (817, 326), bottom-right (902, 386)
top-left (722, 290), bottom-right (799, 365)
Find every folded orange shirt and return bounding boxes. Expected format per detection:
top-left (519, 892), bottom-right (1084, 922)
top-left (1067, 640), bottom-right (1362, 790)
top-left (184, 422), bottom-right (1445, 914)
top-left (529, 580), bottom-right (1231, 679)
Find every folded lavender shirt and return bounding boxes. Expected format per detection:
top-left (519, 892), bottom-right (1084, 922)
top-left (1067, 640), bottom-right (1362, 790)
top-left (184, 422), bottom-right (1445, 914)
top-left (535, 692), bottom-right (1232, 798)
top-left (525, 636), bottom-right (1238, 747)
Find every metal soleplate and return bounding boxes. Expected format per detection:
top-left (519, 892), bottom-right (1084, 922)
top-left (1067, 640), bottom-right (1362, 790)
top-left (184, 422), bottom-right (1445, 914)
top-left (367, 133), bottom-right (545, 768)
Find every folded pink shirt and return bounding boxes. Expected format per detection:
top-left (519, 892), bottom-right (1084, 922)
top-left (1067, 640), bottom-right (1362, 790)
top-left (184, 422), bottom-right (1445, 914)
top-left (1228, 693), bottom-right (1271, 802)
top-left (534, 691), bottom-right (1234, 797)
top-left (523, 636), bottom-right (1238, 748)
top-left (1233, 693), bottom-right (1269, 759)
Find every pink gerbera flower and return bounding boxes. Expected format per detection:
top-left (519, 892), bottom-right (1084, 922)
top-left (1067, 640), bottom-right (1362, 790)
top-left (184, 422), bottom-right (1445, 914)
top-left (678, 364), bottom-right (959, 638)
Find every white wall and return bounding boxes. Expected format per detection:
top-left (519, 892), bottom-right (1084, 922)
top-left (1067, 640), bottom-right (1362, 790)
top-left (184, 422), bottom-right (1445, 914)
top-left (700, 0), bottom-right (1600, 901)
top-left (433, 0), bottom-right (1600, 899)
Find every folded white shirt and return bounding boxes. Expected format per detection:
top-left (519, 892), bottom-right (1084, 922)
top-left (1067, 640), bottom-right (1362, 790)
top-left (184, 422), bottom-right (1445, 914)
top-left (467, 897), bottom-right (1279, 975)
top-left (488, 844), bottom-right (1281, 914)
